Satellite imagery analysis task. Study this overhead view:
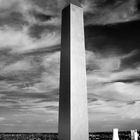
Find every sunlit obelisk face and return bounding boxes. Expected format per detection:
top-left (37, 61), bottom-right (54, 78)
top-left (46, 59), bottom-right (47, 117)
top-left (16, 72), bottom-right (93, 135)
top-left (58, 0), bottom-right (89, 140)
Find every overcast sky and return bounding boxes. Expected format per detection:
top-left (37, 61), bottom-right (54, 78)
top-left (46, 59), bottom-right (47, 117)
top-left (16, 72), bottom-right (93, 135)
top-left (0, 0), bottom-right (140, 132)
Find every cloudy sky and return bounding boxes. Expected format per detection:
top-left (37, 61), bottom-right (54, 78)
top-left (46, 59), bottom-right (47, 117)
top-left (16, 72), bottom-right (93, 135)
top-left (0, 0), bottom-right (140, 132)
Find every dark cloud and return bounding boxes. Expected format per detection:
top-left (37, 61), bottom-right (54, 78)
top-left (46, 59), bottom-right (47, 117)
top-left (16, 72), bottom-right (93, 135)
top-left (111, 77), bottom-right (140, 83)
top-left (23, 45), bottom-right (60, 56)
top-left (0, 12), bottom-right (27, 28)
top-left (28, 24), bottom-right (60, 39)
top-left (85, 19), bottom-right (140, 72)
top-left (45, 105), bottom-right (58, 111)
top-left (88, 93), bottom-right (98, 103)
top-left (33, 12), bottom-right (53, 22)
top-left (0, 71), bottom-right (41, 84)
top-left (84, 0), bottom-right (140, 25)
top-left (0, 91), bottom-right (56, 99)
top-left (127, 101), bottom-right (136, 105)
top-left (31, 0), bottom-right (58, 11)
top-left (88, 98), bottom-right (98, 103)
top-left (85, 19), bottom-right (140, 51)
top-left (136, 0), bottom-right (140, 11)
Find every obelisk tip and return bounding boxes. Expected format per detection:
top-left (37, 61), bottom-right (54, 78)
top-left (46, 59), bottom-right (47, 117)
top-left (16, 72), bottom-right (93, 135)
top-left (70, 0), bottom-right (81, 7)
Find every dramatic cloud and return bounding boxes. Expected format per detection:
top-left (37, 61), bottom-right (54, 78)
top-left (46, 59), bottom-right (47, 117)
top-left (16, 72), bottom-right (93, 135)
top-left (84, 0), bottom-right (140, 25)
top-left (0, 26), bottom-right (60, 53)
top-left (0, 0), bottom-right (140, 132)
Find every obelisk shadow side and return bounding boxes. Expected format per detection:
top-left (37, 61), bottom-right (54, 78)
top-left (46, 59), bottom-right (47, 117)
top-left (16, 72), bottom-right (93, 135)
top-left (59, 5), bottom-right (71, 140)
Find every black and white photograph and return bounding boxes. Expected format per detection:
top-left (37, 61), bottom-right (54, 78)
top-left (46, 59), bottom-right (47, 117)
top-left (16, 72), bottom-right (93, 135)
top-left (0, 0), bottom-right (140, 139)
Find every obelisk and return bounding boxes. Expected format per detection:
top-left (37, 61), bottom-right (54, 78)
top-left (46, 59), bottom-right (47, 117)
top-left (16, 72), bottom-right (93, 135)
top-left (58, 0), bottom-right (89, 140)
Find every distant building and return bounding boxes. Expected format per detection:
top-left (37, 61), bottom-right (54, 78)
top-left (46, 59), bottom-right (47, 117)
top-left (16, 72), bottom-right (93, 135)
top-left (113, 128), bottom-right (119, 140)
top-left (131, 129), bottom-right (139, 140)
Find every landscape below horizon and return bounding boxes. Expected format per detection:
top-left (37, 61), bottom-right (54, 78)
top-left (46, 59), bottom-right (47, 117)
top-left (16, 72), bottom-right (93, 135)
top-left (0, 131), bottom-right (139, 140)
top-left (0, 0), bottom-right (140, 133)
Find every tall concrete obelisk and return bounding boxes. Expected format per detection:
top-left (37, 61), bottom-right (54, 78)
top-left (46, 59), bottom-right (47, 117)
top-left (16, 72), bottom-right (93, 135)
top-left (58, 0), bottom-right (89, 140)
